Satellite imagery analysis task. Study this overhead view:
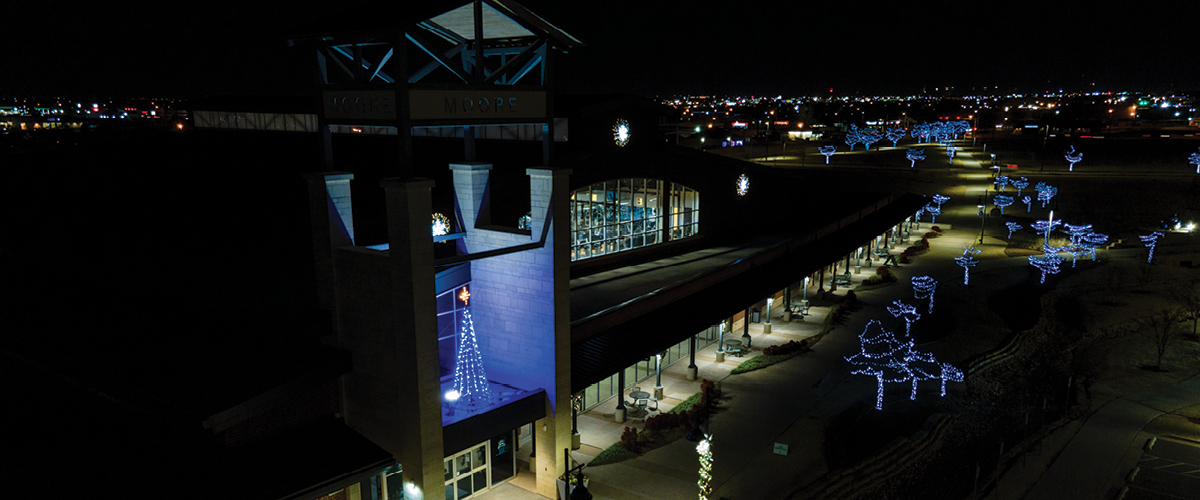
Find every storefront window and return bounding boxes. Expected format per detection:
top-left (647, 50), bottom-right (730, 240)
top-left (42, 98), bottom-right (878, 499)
top-left (570, 178), bottom-right (699, 261)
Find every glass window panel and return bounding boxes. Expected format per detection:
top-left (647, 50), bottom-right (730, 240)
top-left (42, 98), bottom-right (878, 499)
top-left (473, 470), bottom-right (487, 493)
top-left (457, 476), bottom-right (472, 499)
top-left (586, 382), bottom-right (598, 409)
top-left (474, 445), bottom-right (487, 468)
top-left (446, 484), bottom-right (454, 500)
top-left (632, 234), bottom-right (644, 248)
top-left (591, 242), bottom-right (605, 257)
top-left (445, 459), bottom-right (454, 481)
top-left (620, 237), bottom-right (631, 251)
top-left (457, 454), bottom-right (472, 475)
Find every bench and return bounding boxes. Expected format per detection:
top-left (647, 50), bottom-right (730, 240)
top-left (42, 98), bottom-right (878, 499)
top-left (833, 273), bottom-right (852, 286)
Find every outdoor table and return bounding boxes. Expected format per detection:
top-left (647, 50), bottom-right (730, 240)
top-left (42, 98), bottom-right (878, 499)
top-left (724, 339), bottom-right (744, 355)
top-left (628, 390), bottom-right (651, 417)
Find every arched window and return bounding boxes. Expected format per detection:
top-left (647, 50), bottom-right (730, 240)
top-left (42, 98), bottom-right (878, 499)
top-left (569, 178), bottom-right (700, 261)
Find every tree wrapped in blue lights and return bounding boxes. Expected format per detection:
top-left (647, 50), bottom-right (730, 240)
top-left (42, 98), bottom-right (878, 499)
top-left (994, 194), bottom-right (1014, 215)
top-left (1140, 231), bottom-right (1165, 263)
top-left (1081, 232), bottom-right (1109, 261)
top-left (907, 148), bottom-right (926, 168)
top-left (845, 124), bottom-right (863, 151)
top-left (911, 123), bottom-right (930, 143)
top-left (887, 300), bottom-right (921, 337)
top-left (912, 275), bottom-right (938, 313)
top-left (1064, 223), bottom-right (1094, 246)
top-left (1022, 195), bottom-right (1033, 213)
top-left (953, 120), bottom-right (972, 139)
top-left (1006, 221), bottom-right (1023, 239)
top-left (1190, 149), bottom-right (1200, 174)
top-left (1065, 145), bottom-right (1083, 172)
top-left (819, 145), bottom-right (837, 164)
top-left (954, 247), bottom-right (981, 285)
top-left (1011, 177), bottom-right (1030, 196)
top-left (996, 175), bottom-right (1010, 192)
top-left (932, 193), bottom-right (950, 208)
top-left (886, 127), bottom-right (906, 147)
top-left (845, 320), bottom-right (962, 410)
top-left (1028, 251), bottom-right (1063, 284)
top-left (947, 146), bottom-right (957, 164)
top-left (1031, 218), bottom-right (1062, 244)
top-left (860, 127), bottom-right (884, 151)
top-left (1036, 183), bottom-right (1058, 208)
top-left (452, 287), bottom-right (495, 412)
top-left (923, 203), bottom-right (942, 224)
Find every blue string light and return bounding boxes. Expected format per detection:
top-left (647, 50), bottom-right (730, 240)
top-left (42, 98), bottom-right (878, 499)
top-left (1011, 177), bottom-right (1030, 197)
top-left (887, 300), bottom-right (921, 337)
top-left (907, 148), bottom-right (926, 168)
top-left (912, 275), bottom-right (938, 313)
top-left (1036, 183), bottom-right (1058, 208)
top-left (845, 124), bottom-right (862, 151)
top-left (452, 287), bottom-right (495, 412)
top-left (1081, 232), bottom-right (1109, 261)
top-left (994, 194), bottom-right (1014, 215)
top-left (996, 175), bottom-right (1010, 192)
top-left (1028, 252), bottom-right (1064, 283)
top-left (924, 203), bottom-right (942, 224)
top-left (932, 193), bottom-right (950, 207)
top-left (1005, 221), bottom-right (1023, 239)
top-left (887, 127), bottom-right (906, 147)
top-left (1031, 219), bottom-right (1062, 242)
top-left (947, 146), bottom-right (957, 164)
top-left (845, 320), bottom-right (963, 410)
top-left (954, 247), bottom-right (981, 285)
top-left (1140, 231), bottom-right (1165, 263)
top-left (819, 145), bottom-right (837, 164)
top-left (1065, 145), bottom-right (1083, 172)
top-left (1022, 195), bottom-right (1032, 213)
top-left (1190, 149), bottom-right (1200, 174)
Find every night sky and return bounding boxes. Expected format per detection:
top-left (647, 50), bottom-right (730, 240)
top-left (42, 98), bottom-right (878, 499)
top-left (4, 0), bottom-right (1198, 98)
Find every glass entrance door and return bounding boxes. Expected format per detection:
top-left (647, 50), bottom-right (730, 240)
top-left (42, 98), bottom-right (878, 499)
top-left (444, 442), bottom-right (489, 500)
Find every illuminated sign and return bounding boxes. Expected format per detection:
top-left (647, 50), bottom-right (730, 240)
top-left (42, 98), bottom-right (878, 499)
top-left (773, 120), bottom-right (789, 125)
top-left (409, 89), bottom-right (546, 121)
top-left (731, 121), bottom-right (748, 128)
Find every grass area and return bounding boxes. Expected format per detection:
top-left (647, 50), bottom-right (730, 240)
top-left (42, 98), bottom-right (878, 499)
top-left (853, 280), bottom-right (896, 292)
top-left (730, 350), bottom-right (804, 374)
top-left (668, 391), bottom-right (703, 414)
top-left (588, 441), bottom-right (639, 467)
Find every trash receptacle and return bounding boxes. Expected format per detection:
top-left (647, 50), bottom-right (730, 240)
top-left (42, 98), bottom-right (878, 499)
top-left (751, 308), bottom-right (761, 323)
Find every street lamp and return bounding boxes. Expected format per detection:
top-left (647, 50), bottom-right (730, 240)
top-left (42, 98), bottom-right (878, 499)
top-left (445, 389), bottom-right (460, 417)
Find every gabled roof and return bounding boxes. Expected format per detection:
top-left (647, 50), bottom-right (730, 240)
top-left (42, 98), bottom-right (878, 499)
top-left (287, 0), bottom-right (583, 50)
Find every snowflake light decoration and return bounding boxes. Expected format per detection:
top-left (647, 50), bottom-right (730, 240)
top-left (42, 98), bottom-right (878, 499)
top-left (736, 174), bottom-right (750, 196)
top-left (912, 275), bottom-right (938, 313)
top-left (613, 118), bottom-right (631, 147)
top-left (1005, 221), bottom-right (1023, 239)
top-left (432, 212), bottom-right (452, 237)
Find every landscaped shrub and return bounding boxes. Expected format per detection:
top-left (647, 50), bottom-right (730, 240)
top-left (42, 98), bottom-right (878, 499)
top-left (924, 231), bottom-right (940, 239)
top-left (644, 411), bottom-right (688, 431)
top-left (931, 225), bottom-right (942, 232)
top-left (620, 426), bottom-right (639, 452)
top-left (763, 339), bottom-right (809, 355)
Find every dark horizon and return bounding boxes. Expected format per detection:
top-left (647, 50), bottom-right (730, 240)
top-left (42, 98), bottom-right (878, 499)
top-left (4, 0), bottom-right (1198, 100)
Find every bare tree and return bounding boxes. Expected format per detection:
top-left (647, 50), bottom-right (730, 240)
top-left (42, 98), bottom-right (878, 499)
top-left (1139, 308), bottom-right (1182, 370)
top-left (1170, 278), bottom-right (1200, 337)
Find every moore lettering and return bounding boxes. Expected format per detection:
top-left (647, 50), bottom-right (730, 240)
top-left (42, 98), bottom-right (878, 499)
top-left (443, 96), bottom-right (518, 115)
top-left (323, 91), bottom-right (396, 120)
top-left (410, 89), bottom-right (546, 121)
